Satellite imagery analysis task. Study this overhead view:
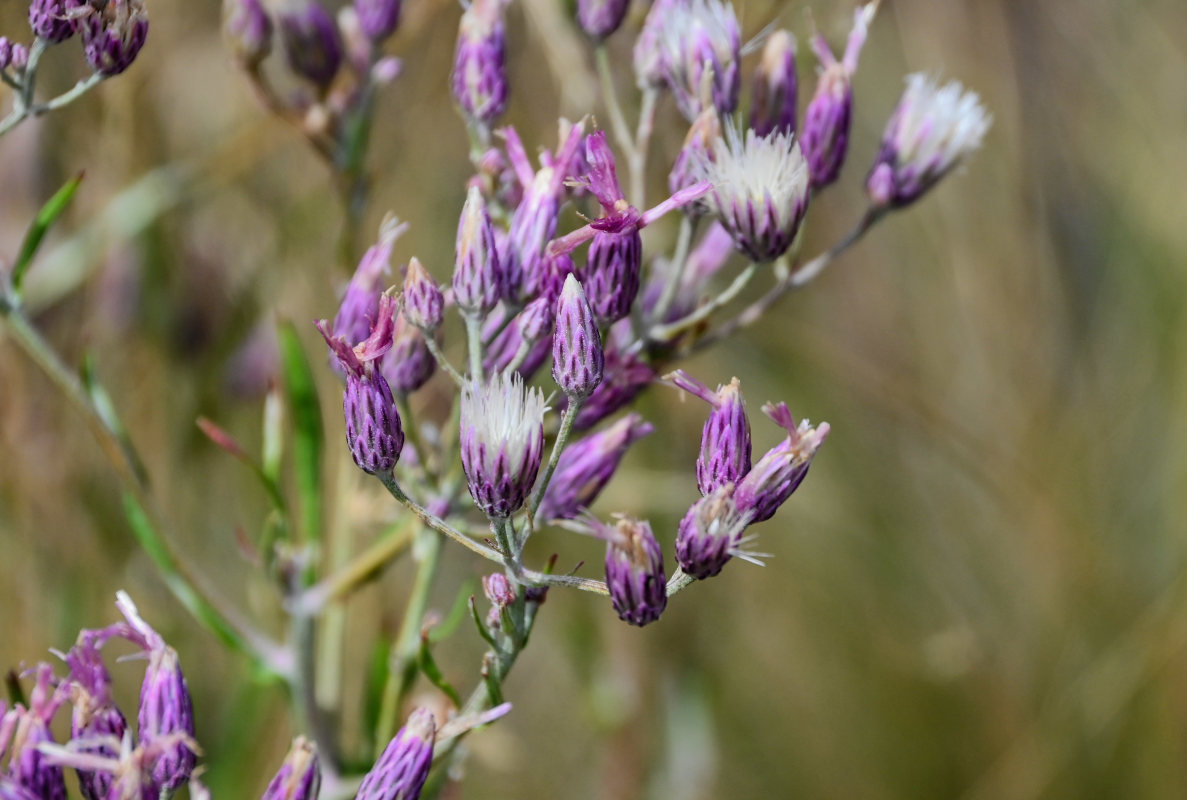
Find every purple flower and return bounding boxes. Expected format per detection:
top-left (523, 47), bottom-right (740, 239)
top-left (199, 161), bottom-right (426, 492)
top-left (0, 39), bottom-right (12, 71)
top-left (262, 737), bottom-right (321, 800)
top-left (0, 777), bottom-right (40, 800)
top-left (694, 123), bottom-right (810, 263)
top-left (223, 0), bottom-right (272, 67)
top-left (333, 219), bottom-right (405, 348)
top-left (800, 3), bottom-right (874, 189)
top-left (867, 74), bottom-right (991, 209)
top-left (64, 634), bottom-right (127, 800)
top-left (656, 0), bottom-right (740, 120)
top-left (278, 0), bottom-right (342, 89)
top-left (582, 229), bottom-right (642, 326)
top-left (402, 258), bottom-right (444, 332)
top-left (552, 275), bottom-right (604, 399)
top-left (3, 666), bottom-right (66, 800)
top-left (577, 0), bottom-right (630, 40)
top-left (669, 370), bottom-right (750, 495)
top-left (451, 0), bottom-right (508, 131)
top-left (484, 298), bottom-right (555, 379)
top-left (355, 0), bottom-right (401, 42)
top-left (669, 106), bottom-right (721, 210)
top-left (357, 708), bottom-right (436, 800)
top-left (632, 0), bottom-right (677, 89)
top-left (28, 0), bottom-right (75, 44)
top-left (536, 413), bottom-right (653, 522)
top-left (79, 0), bottom-right (149, 76)
top-left (750, 29), bottom-right (797, 138)
top-left (453, 186), bottom-right (502, 316)
top-left (675, 486), bottom-right (751, 579)
top-left (602, 516), bottom-right (667, 626)
top-left (382, 311), bottom-right (436, 395)
top-left (734, 402), bottom-right (829, 523)
top-left (460, 371), bottom-right (548, 518)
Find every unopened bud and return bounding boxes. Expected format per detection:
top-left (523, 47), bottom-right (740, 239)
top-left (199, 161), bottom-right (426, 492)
top-left (577, 0), bottom-right (630, 40)
top-left (750, 29), bottom-right (797, 138)
top-left (354, 0), bottom-right (400, 42)
top-left (29, 0), bottom-right (75, 44)
top-left (80, 0), bottom-right (149, 76)
top-left (262, 737), bottom-right (321, 800)
top-left (604, 516), bottom-right (667, 627)
top-left (223, 0), bottom-right (272, 68)
top-left (581, 229), bottom-right (642, 324)
top-left (453, 185), bottom-right (502, 315)
top-left (451, 0), bottom-right (508, 131)
top-left (278, 0), bottom-right (342, 89)
top-left (552, 275), bottom-right (604, 400)
top-left (357, 709), bottom-right (436, 800)
top-left (402, 258), bottom-right (444, 332)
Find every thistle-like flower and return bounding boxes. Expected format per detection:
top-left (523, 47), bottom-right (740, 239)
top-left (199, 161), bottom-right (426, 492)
top-left (333, 218), bottom-right (404, 348)
top-left (536, 413), bottom-right (653, 522)
top-left (867, 73), bottom-right (991, 209)
top-left (675, 486), bottom-right (753, 579)
top-left (63, 634), bottom-right (127, 800)
top-left (223, 0), bottom-right (273, 68)
top-left (78, 0), bottom-right (149, 77)
top-left (29, 0), bottom-right (75, 43)
top-left (402, 258), bottom-right (444, 332)
top-left (453, 185), bottom-right (502, 316)
top-left (452, 0), bottom-right (509, 133)
top-left (354, 0), bottom-right (401, 42)
top-left (357, 708), bottom-right (436, 800)
top-left (3, 665), bottom-right (66, 800)
top-left (277, 0), bottom-right (342, 90)
top-left (602, 516), bottom-right (667, 627)
top-left (552, 275), bottom-right (604, 399)
top-left (577, 0), bottom-right (630, 41)
top-left (262, 737), bottom-right (321, 800)
top-left (657, 0), bottom-right (741, 120)
top-left (460, 371), bottom-right (548, 518)
top-left (695, 123), bottom-right (810, 262)
top-left (800, 3), bottom-right (875, 189)
top-left (734, 402), bottom-right (829, 523)
top-left (751, 29), bottom-right (798, 138)
top-left (669, 370), bottom-right (751, 495)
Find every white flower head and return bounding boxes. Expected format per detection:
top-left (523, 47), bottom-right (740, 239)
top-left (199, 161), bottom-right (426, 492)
top-left (695, 122), bottom-right (811, 262)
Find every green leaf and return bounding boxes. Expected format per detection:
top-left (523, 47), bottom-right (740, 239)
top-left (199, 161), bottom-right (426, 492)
top-left (277, 321), bottom-right (324, 545)
top-left (468, 596), bottom-right (497, 648)
top-left (12, 171), bottom-right (84, 292)
top-left (418, 639), bottom-right (462, 708)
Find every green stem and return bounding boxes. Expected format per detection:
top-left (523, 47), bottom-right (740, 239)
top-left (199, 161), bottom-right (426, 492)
top-left (464, 314), bottom-right (484, 380)
top-left (629, 87), bottom-right (658, 207)
top-left (529, 400), bottom-right (580, 522)
top-left (594, 46), bottom-right (635, 165)
top-left (648, 262), bottom-right (758, 343)
top-left (290, 520), bottom-right (416, 616)
top-left (422, 333), bottom-right (464, 387)
top-left (650, 214), bottom-right (697, 326)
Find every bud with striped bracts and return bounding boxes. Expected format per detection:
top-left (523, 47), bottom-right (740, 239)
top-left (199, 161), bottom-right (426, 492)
top-left (354, 0), bottom-right (400, 42)
top-left (552, 275), bottom-right (604, 399)
top-left (334, 218), bottom-right (404, 347)
top-left (582, 229), bottom-right (642, 325)
top-left (484, 296), bottom-right (555, 379)
top-left (601, 516), bottom-right (667, 627)
top-left (460, 371), bottom-right (548, 518)
top-left (382, 311), bottom-right (435, 395)
top-left (357, 708), bottom-right (435, 800)
top-left (223, 0), bottom-right (272, 68)
top-left (277, 0), bottom-right (341, 89)
top-left (577, 0), bottom-right (630, 41)
top-left (451, 0), bottom-right (508, 132)
top-left (536, 413), bottom-right (653, 522)
top-left (866, 73), bottom-right (991, 209)
top-left (319, 295), bottom-right (405, 473)
top-left (453, 185), bottom-right (502, 315)
top-left (734, 402), bottom-right (829, 523)
top-left (675, 486), bottom-right (750, 579)
top-left (262, 737), bottom-right (321, 800)
top-left (28, 0), bottom-right (74, 43)
top-left (632, 0), bottom-right (676, 89)
top-left (402, 258), bottom-right (444, 332)
top-left (668, 370), bottom-right (751, 496)
top-left (669, 106), bottom-right (721, 209)
top-left (800, 3), bottom-right (874, 189)
top-left (64, 634), bottom-right (127, 800)
top-left (656, 0), bottom-right (740, 121)
top-left (3, 665), bottom-right (66, 800)
top-left (751, 30), bottom-right (797, 138)
top-left (79, 0), bottom-right (149, 77)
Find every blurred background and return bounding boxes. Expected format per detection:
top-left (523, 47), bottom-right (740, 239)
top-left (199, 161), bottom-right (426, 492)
top-left (3, 0), bottom-right (1187, 797)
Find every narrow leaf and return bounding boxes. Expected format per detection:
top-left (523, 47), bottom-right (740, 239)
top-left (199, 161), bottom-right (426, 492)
top-left (276, 321), bottom-right (324, 544)
top-left (13, 171), bottom-right (84, 292)
top-left (418, 639), bottom-right (462, 707)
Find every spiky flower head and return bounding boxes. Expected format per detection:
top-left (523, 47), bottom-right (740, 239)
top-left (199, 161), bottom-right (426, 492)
top-left (354, 0), bottom-right (400, 42)
top-left (460, 371), bottom-right (548, 518)
top-left (452, 0), bottom-right (508, 132)
top-left (867, 73), bottom-right (991, 209)
top-left (453, 185), bottom-right (502, 315)
top-left (800, 3), bottom-right (875, 189)
top-left (64, 633), bottom-right (127, 800)
top-left (223, 0), bottom-right (272, 68)
top-left (28, 0), bottom-right (75, 43)
top-left (577, 0), bottom-right (630, 41)
top-left (402, 258), bottom-right (444, 332)
top-left (675, 485), bottom-right (753, 579)
top-left (695, 123), bottom-right (810, 262)
top-left (657, 0), bottom-right (741, 121)
top-left (601, 516), bottom-right (667, 627)
top-left (79, 0), bottom-right (149, 76)
top-left (262, 737), bottom-right (321, 800)
top-left (357, 708), bottom-right (435, 800)
top-left (277, 0), bottom-right (342, 89)
top-left (3, 665), bottom-right (66, 800)
top-left (669, 105), bottom-right (722, 210)
top-left (552, 275), bottom-right (604, 398)
top-left (536, 413), bottom-right (653, 522)
top-left (669, 370), bottom-right (751, 495)
top-left (751, 29), bottom-right (798, 138)
top-left (734, 402), bottom-right (829, 523)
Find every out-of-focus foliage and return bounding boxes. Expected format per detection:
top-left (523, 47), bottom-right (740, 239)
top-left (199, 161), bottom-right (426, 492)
top-left (2, 0), bottom-right (1186, 797)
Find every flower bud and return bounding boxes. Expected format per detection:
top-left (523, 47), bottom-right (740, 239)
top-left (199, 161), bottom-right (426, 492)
top-left (580, 229), bottom-right (642, 325)
top-left (800, 3), bottom-right (874, 189)
top-left (537, 413), bottom-right (653, 522)
top-left (64, 635), bottom-right (127, 800)
top-left (484, 300), bottom-right (554, 379)
top-left (451, 0), bottom-right (508, 131)
top-left (734, 402), bottom-right (829, 523)
top-left (28, 0), bottom-right (75, 44)
top-left (357, 708), bottom-right (436, 800)
top-left (9, 44), bottom-right (28, 70)
top-left (402, 258), bottom-right (444, 332)
top-left (866, 74), bottom-right (991, 209)
top-left (552, 275), bottom-right (604, 399)
top-left (675, 486), bottom-right (750, 579)
top-left (750, 29), bottom-right (797, 138)
top-left (0, 39), bottom-right (11, 71)
top-left (604, 516), bottom-right (667, 626)
top-left (223, 0), bottom-right (272, 68)
top-left (278, 0), bottom-right (342, 89)
top-left (382, 311), bottom-right (436, 394)
top-left (669, 106), bottom-right (721, 208)
top-left (354, 0), bottom-right (400, 42)
top-left (262, 737), bottom-right (321, 800)
top-left (453, 186), bottom-right (502, 316)
top-left (79, 0), bottom-right (149, 76)
top-left (694, 123), bottom-right (809, 263)
top-left (577, 0), bottom-right (630, 41)
top-left (658, 0), bottom-right (740, 120)
top-left (460, 371), bottom-right (548, 518)
top-left (334, 218), bottom-right (404, 349)
top-left (669, 371), bottom-right (750, 495)
top-left (632, 0), bottom-right (675, 89)
top-left (0, 777), bottom-right (40, 800)
top-left (4, 665), bottom-right (66, 800)
top-left (503, 169), bottom-right (561, 304)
